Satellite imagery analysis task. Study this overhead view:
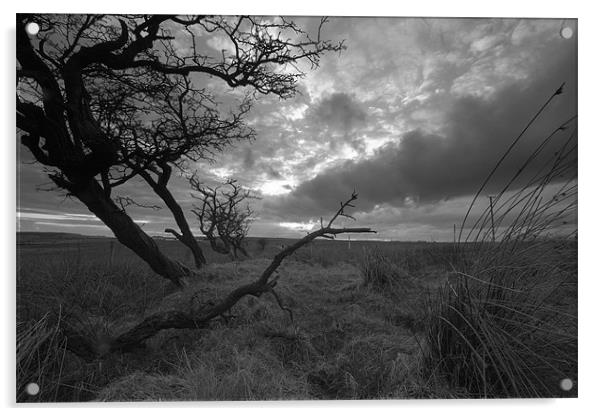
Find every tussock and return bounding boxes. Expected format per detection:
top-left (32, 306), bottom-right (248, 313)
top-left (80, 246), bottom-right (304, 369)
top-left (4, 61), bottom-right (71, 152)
top-left (422, 88), bottom-right (577, 398)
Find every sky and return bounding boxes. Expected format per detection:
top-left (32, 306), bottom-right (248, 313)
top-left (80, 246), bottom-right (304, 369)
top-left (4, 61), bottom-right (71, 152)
top-left (17, 16), bottom-right (578, 241)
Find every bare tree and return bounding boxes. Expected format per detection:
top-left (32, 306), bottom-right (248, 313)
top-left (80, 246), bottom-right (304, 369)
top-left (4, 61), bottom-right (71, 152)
top-left (63, 192), bottom-right (375, 359)
top-left (187, 176), bottom-right (255, 259)
top-left (17, 14), bottom-right (343, 285)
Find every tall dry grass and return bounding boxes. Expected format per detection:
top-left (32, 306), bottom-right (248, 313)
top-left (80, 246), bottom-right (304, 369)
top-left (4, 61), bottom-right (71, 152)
top-left (17, 312), bottom-right (68, 401)
top-left (422, 87), bottom-right (577, 397)
top-left (16, 253), bottom-right (179, 402)
top-left (360, 248), bottom-right (411, 292)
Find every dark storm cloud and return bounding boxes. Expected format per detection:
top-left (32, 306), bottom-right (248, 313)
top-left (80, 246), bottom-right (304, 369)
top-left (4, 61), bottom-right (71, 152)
top-left (304, 92), bottom-right (369, 151)
top-left (265, 41), bottom-right (576, 219)
top-left (308, 92), bottom-right (367, 132)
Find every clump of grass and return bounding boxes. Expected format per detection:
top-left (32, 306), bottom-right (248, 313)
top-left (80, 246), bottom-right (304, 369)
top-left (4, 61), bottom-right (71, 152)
top-left (422, 87), bottom-right (577, 398)
top-left (359, 247), bottom-right (415, 294)
top-left (261, 326), bottom-right (318, 369)
top-left (307, 333), bottom-right (417, 399)
top-left (424, 266), bottom-right (577, 397)
top-left (17, 310), bottom-right (133, 402)
top-left (16, 255), bottom-right (180, 401)
top-left (17, 313), bottom-right (68, 402)
top-left (97, 337), bottom-right (309, 401)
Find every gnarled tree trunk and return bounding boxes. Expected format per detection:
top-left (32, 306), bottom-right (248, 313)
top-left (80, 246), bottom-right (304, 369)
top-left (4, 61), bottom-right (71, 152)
top-left (57, 176), bottom-right (191, 287)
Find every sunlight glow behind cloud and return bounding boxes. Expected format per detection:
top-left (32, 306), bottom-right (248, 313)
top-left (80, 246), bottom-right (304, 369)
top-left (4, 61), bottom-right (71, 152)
top-left (258, 180), bottom-right (296, 196)
top-left (278, 221), bottom-right (318, 232)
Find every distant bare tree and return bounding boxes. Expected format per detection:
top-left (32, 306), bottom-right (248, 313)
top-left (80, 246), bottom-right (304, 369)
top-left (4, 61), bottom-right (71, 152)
top-left (17, 14), bottom-right (343, 285)
top-left (188, 176), bottom-right (256, 259)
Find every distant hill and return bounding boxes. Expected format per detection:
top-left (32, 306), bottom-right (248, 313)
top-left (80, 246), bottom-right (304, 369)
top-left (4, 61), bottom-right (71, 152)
top-left (16, 231), bottom-right (110, 245)
top-left (15, 231), bottom-right (303, 245)
top-left (16, 231), bottom-right (415, 246)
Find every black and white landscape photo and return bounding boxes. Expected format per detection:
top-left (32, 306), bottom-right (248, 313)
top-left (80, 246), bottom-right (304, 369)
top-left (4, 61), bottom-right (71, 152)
top-left (16, 14), bottom-right (577, 401)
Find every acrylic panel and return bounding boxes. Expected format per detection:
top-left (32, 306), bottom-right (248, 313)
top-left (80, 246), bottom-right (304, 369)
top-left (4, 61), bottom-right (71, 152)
top-left (16, 14), bottom-right (577, 402)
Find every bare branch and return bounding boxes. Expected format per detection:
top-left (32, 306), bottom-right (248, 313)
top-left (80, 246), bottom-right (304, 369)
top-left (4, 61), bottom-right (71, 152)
top-left (114, 195), bottom-right (162, 211)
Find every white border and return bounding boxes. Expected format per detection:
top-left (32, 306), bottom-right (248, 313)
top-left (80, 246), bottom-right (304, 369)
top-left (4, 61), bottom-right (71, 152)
top-left (3, 1), bottom-right (600, 415)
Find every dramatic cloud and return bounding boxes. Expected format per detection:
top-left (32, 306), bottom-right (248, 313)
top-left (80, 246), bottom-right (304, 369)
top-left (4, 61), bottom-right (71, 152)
top-left (310, 93), bottom-right (366, 129)
top-left (265, 25), bottom-right (577, 220)
top-left (305, 92), bottom-right (368, 149)
top-left (17, 17), bottom-right (577, 240)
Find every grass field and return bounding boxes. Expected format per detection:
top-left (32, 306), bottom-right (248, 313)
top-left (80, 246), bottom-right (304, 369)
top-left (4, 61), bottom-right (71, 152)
top-left (16, 232), bottom-right (577, 401)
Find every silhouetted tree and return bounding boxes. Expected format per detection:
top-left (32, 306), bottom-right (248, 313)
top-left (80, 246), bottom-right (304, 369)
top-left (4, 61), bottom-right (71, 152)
top-left (17, 14), bottom-right (343, 285)
top-left (189, 176), bottom-right (255, 258)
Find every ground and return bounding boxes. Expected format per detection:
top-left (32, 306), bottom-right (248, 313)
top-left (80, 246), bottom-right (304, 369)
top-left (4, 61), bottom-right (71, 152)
top-left (16, 233), bottom-right (577, 401)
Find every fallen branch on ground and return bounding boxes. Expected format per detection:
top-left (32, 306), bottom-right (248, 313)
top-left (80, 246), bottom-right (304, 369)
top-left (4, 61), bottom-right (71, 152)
top-left (64, 191), bottom-right (376, 359)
